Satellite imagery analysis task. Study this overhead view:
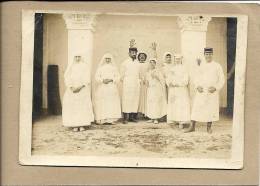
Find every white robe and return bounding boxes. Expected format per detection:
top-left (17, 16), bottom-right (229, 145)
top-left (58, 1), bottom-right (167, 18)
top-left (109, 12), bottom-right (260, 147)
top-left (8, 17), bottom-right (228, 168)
top-left (166, 64), bottom-right (191, 122)
top-left (94, 64), bottom-right (121, 123)
top-left (191, 61), bottom-right (225, 122)
top-left (146, 69), bottom-right (167, 119)
top-left (138, 62), bottom-right (149, 114)
top-left (62, 62), bottom-right (94, 127)
top-left (162, 62), bottom-right (173, 102)
top-left (121, 58), bottom-right (141, 113)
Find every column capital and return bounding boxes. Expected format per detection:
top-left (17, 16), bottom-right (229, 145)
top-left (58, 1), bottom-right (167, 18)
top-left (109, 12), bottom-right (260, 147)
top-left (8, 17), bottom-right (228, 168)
top-left (63, 14), bottom-right (97, 31)
top-left (177, 15), bottom-right (211, 32)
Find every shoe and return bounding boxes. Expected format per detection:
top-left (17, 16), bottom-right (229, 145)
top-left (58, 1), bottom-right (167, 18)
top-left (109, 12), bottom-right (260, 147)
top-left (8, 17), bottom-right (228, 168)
top-left (73, 127), bottom-right (79, 132)
top-left (79, 127), bottom-right (85, 131)
top-left (207, 122), bottom-right (213, 134)
top-left (184, 122), bottom-right (195, 133)
top-left (153, 120), bottom-right (159, 124)
top-left (129, 118), bottom-right (138, 122)
top-left (179, 123), bottom-right (184, 129)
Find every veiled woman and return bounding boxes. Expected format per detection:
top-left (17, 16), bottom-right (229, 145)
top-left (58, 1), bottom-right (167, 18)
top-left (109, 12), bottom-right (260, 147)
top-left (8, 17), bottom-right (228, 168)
top-left (94, 53), bottom-right (121, 124)
top-left (145, 58), bottom-right (167, 124)
top-left (62, 55), bottom-right (94, 132)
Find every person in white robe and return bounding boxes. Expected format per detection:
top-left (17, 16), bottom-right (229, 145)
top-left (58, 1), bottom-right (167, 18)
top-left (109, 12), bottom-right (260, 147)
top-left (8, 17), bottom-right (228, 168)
top-left (94, 53), bottom-right (121, 125)
top-left (120, 45), bottom-right (141, 123)
top-left (166, 54), bottom-right (191, 128)
top-left (137, 52), bottom-right (149, 119)
top-left (185, 47), bottom-right (225, 133)
top-left (62, 55), bottom-right (94, 132)
top-left (162, 52), bottom-right (174, 80)
top-left (146, 58), bottom-right (167, 124)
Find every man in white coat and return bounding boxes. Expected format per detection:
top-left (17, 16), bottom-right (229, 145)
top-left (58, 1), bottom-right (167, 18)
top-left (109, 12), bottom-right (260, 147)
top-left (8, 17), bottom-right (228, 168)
top-left (185, 47), bottom-right (225, 133)
top-left (121, 41), bottom-right (141, 124)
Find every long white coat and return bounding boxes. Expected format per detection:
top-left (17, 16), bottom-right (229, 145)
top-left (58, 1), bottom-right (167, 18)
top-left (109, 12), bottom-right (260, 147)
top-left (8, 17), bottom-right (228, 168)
top-left (94, 61), bottom-right (121, 124)
top-left (166, 64), bottom-right (191, 122)
top-left (121, 58), bottom-right (141, 113)
top-left (62, 61), bottom-right (94, 127)
top-left (146, 69), bottom-right (167, 119)
top-left (191, 61), bottom-right (225, 122)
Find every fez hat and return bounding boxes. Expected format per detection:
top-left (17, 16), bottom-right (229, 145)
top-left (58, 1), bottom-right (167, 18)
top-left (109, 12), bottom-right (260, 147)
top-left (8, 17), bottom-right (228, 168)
top-left (129, 47), bottom-right (138, 52)
top-left (204, 47), bottom-right (213, 53)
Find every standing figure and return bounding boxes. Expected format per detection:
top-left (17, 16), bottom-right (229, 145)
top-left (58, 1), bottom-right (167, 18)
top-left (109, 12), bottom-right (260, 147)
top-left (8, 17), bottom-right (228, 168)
top-left (162, 52), bottom-right (174, 79)
top-left (137, 52), bottom-right (149, 119)
top-left (146, 58), bottom-right (167, 124)
top-left (166, 54), bottom-right (191, 128)
top-left (94, 53), bottom-right (121, 125)
top-left (121, 39), bottom-right (141, 124)
top-left (185, 47), bottom-right (225, 133)
top-left (62, 55), bottom-right (94, 132)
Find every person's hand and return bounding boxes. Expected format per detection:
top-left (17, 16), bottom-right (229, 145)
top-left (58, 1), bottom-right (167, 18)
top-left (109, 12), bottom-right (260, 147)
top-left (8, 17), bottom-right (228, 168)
top-left (103, 79), bottom-right (109, 84)
top-left (197, 86), bottom-right (203, 93)
top-left (169, 82), bottom-right (174, 87)
top-left (73, 85), bottom-right (85, 93)
top-left (208, 86), bottom-right (216, 93)
top-left (70, 87), bottom-right (76, 92)
top-left (196, 58), bottom-right (202, 66)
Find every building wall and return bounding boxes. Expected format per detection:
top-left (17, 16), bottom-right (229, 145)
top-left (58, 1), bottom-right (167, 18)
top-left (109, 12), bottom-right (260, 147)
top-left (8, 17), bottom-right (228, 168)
top-left (42, 14), bottom-right (227, 109)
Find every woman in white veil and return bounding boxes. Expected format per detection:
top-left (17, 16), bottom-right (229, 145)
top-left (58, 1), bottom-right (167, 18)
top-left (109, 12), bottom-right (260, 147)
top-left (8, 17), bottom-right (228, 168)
top-left (145, 58), bottom-right (167, 124)
top-left (94, 53), bottom-right (121, 124)
top-left (62, 55), bottom-right (94, 132)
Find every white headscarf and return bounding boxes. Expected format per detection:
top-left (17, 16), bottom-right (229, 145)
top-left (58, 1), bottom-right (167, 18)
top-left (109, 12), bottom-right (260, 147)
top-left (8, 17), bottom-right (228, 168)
top-left (64, 55), bottom-right (84, 78)
top-left (97, 53), bottom-right (116, 68)
top-left (162, 52), bottom-right (173, 63)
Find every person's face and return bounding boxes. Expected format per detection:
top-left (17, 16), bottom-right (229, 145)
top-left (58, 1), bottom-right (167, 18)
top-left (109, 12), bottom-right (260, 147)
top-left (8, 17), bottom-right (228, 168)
top-left (129, 50), bottom-right (137, 59)
top-left (165, 54), bottom-right (172, 63)
top-left (138, 54), bottom-right (147, 62)
top-left (150, 60), bottom-right (156, 69)
top-left (204, 52), bottom-right (213, 63)
top-left (174, 57), bottom-right (182, 65)
top-left (105, 57), bottom-right (111, 64)
top-left (75, 56), bottom-right (81, 62)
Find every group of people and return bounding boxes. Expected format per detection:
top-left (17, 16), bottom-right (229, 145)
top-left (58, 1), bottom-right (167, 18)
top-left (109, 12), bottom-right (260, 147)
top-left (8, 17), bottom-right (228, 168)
top-left (62, 40), bottom-right (225, 134)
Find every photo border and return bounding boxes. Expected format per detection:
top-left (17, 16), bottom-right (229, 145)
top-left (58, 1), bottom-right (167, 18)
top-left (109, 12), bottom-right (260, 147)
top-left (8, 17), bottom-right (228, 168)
top-left (19, 10), bottom-right (248, 169)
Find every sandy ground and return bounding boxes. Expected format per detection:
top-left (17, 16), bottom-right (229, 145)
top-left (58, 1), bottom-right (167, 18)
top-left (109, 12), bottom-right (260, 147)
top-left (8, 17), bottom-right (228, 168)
top-left (32, 115), bottom-right (232, 159)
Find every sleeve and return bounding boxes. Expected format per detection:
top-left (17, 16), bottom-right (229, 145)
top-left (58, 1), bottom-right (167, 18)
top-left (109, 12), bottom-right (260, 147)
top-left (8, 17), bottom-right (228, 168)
top-left (179, 70), bottom-right (189, 86)
top-left (113, 67), bottom-right (120, 84)
top-left (192, 67), bottom-right (201, 88)
top-left (120, 61), bottom-right (126, 80)
top-left (215, 64), bottom-right (225, 91)
top-left (95, 68), bottom-right (103, 84)
top-left (64, 74), bottom-right (72, 88)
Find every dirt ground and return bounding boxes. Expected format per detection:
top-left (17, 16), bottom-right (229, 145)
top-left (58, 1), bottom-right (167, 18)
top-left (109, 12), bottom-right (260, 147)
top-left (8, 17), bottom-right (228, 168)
top-left (32, 115), bottom-right (232, 159)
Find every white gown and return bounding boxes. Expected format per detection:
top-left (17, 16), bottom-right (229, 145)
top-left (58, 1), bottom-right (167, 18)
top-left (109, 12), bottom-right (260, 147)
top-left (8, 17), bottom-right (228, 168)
top-left (94, 64), bottom-right (121, 123)
top-left (138, 62), bottom-right (149, 114)
top-left (191, 61), bottom-right (225, 122)
top-left (62, 62), bottom-right (94, 127)
top-left (146, 69), bottom-right (167, 119)
top-left (121, 58), bottom-right (141, 113)
top-left (166, 64), bottom-right (191, 122)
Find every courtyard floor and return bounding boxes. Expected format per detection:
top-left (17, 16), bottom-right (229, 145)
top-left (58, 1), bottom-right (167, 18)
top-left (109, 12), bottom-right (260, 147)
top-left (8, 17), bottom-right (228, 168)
top-left (32, 115), bottom-right (232, 159)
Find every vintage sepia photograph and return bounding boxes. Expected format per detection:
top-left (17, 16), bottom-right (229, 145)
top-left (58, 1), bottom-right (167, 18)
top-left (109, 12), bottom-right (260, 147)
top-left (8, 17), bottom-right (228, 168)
top-left (19, 10), bottom-right (247, 169)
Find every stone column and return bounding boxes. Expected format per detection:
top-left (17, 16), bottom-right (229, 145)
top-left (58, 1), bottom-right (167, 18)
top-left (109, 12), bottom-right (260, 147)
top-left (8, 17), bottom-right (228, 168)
top-left (63, 13), bottom-right (96, 69)
top-left (177, 15), bottom-right (211, 67)
top-left (177, 15), bottom-right (211, 100)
